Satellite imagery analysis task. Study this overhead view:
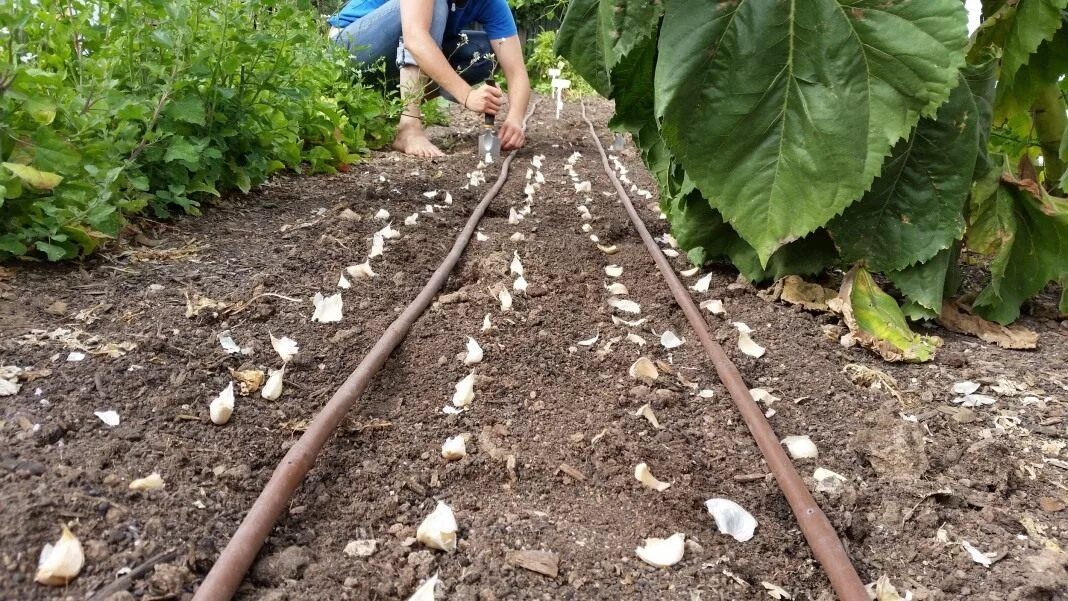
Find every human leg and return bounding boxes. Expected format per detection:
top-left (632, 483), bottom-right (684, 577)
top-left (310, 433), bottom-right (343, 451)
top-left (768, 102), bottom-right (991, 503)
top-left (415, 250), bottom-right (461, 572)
top-left (393, 0), bottom-right (449, 157)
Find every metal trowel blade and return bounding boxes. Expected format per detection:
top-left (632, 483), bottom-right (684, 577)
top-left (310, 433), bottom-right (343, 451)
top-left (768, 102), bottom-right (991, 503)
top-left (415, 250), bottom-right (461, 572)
top-left (480, 131), bottom-right (500, 163)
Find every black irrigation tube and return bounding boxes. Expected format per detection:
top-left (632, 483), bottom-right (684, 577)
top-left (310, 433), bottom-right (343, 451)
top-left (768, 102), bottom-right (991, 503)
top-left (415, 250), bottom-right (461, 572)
top-left (191, 101), bottom-right (539, 601)
top-left (580, 102), bottom-right (869, 601)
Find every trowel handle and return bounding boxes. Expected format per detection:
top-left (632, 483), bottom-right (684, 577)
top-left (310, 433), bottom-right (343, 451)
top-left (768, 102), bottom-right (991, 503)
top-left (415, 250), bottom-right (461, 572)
top-left (484, 78), bottom-right (497, 126)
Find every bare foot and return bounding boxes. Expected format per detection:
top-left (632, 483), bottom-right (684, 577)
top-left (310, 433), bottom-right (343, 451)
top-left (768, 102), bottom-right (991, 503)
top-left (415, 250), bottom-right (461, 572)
top-left (393, 124), bottom-right (444, 158)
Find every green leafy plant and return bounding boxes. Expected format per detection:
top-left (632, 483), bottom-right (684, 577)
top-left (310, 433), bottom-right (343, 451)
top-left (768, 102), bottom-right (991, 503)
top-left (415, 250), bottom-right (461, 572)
top-left (526, 30), bottom-right (593, 96)
top-left (557, 0), bottom-right (1068, 354)
top-left (0, 0), bottom-right (395, 261)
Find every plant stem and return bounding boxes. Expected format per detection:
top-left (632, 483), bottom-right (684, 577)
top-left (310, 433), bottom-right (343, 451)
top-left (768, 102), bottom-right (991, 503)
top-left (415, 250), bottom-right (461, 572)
top-left (1032, 84), bottom-right (1067, 193)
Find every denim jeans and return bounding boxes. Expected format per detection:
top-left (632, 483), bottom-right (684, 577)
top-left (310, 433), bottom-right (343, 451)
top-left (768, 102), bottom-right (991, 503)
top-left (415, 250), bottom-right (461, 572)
top-left (332, 0), bottom-right (494, 90)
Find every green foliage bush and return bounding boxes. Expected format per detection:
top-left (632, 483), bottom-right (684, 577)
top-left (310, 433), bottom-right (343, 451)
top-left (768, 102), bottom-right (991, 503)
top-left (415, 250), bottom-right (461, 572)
top-left (0, 0), bottom-right (395, 261)
top-left (525, 30), bottom-right (592, 96)
top-left (557, 0), bottom-right (1068, 330)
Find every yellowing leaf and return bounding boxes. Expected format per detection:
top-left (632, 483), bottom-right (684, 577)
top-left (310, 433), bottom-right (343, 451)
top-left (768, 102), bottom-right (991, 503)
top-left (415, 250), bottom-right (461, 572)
top-left (839, 266), bottom-right (940, 363)
top-left (3, 162), bottom-right (63, 191)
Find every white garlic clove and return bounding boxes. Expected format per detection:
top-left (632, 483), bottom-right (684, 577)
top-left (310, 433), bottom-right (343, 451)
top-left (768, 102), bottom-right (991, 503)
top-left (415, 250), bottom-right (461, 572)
top-left (369, 234), bottom-right (385, 257)
top-left (612, 316), bottom-right (648, 327)
top-left (498, 289), bottom-right (513, 311)
top-left (513, 275), bottom-right (528, 293)
top-left (375, 223), bottom-right (401, 239)
top-left (581, 223), bottom-right (592, 233)
top-left (634, 403), bottom-right (662, 429)
top-left (635, 462), bottom-right (671, 491)
top-left (635, 533), bottom-right (685, 568)
top-left (604, 265), bottom-right (623, 278)
top-left (680, 267), bottom-right (700, 277)
top-left (733, 322), bottom-right (765, 358)
top-left (509, 232), bottom-right (525, 242)
top-left (374, 208), bottom-right (390, 220)
top-left (443, 192), bottom-right (453, 205)
top-left (463, 337), bottom-right (483, 365)
top-left (481, 314), bottom-right (493, 332)
top-left (510, 252), bottom-right (524, 277)
top-left (605, 282), bottom-right (628, 295)
top-left (209, 382), bottom-right (235, 425)
top-left (347, 259), bottom-right (377, 280)
top-left (311, 292), bottom-right (344, 323)
top-left (629, 357), bottom-right (659, 381)
top-left (705, 498), bottom-right (757, 542)
top-left (749, 388), bottom-right (779, 404)
top-left (129, 472), bottom-right (165, 491)
top-left (660, 330), bottom-right (684, 349)
top-left (700, 299), bottom-right (726, 316)
top-left (781, 435), bottom-right (818, 459)
top-left (607, 297), bottom-right (640, 314)
top-left (406, 574), bottom-right (441, 601)
top-left (597, 244), bottom-right (619, 255)
top-left (261, 365), bottom-right (285, 401)
top-left (577, 334), bottom-right (599, 346)
top-left (441, 435), bottom-right (467, 461)
top-left (337, 274), bottom-right (351, 289)
top-left (270, 334), bottom-right (299, 363)
top-left (452, 373), bottom-right (475, 407)
top-left (476, 232), bottom-right (489, 242)
top-left (508, 207), bottom-right (522, 224)
top-left (951, 380), bottom-right (981, 395)
top-left (35, 525), bottom-right (84, 586)
top-left (405, 213), bottom-right (419, 226)
top-left (690, 273), bottom-right (713, 292)
top-left (416, 501), bottom-right (457, 553)
top-left (423, 190), bottom-right (438, 198)
top-left (94, 410), bottom-right (120, 427)
top-left (626, 333), bottom-right (646, 346)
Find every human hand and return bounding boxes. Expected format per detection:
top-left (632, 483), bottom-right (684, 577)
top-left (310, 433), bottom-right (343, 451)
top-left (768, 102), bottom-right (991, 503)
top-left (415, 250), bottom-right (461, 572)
top-left (464, 84), bottom-right (503, 115)
top-left (499, 117), bottom-right (525, 150)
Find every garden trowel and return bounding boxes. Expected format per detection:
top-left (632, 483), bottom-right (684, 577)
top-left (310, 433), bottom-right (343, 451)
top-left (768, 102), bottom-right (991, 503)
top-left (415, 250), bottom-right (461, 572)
top-left (479, 79), bottom-right (500, 163)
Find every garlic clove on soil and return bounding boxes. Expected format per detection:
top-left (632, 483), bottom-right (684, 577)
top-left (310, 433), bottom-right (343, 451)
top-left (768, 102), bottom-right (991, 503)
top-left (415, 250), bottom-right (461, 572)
top-left (612, 315), bottom-right (648, 327)
top-left (635, 533), bottom-right (685, 568)
top-left (423, 190), bottom-right (438, 198)
top-left (209, 382), bottom-right (235, 425)
top-left (574, 181), bottom-right (591, 193)
top-left (35, 525), bottom-right (84, 586)
top-left (660, 330), bottom-right (684, 349)
top-left (311, 292), bottom-right (344, 323)
top-left (604, 265), bottom-right (623, 278)
top-left (761, 582), bottom-right (792, 600)
top-left (94, 410), bottom-right (120, 427)
top-left (701, 299), bottom-right (726, 316)
top-left (628, 357), bottom-right (659, 381)
top-left (510, 252), bottom-right (524, 277)
top-left (444, 192), bottom-right (453, 205)
top-left (376, 223), bottom-right (401, 239)
top-left (498, 289), bottom-right (513, 311)
top-left (405, 213), bottom-right (419, 226)
top-left (733, 322), bottom-right (765, 358)
top-left (347, 259), bottom-right (377, 280)
top-left (441, 435), bottom-right (467, 461)
top-left (406, 574), bottom-right (441, 601)
top-left (452, 373), bottom-right (475, 408)
top-left (780, 435), bottom-right (818, 459)
top-left (749, 388), bottom-right (778, 404)
top-left (581, 223), bottom-right (592, 233)
top-left (813, 468), bottom-right (847, 493)
top-left (597, 244), bottom-right (619, 255)
top-left (961, 540), bottom-right (997, 567)
top-left (369, 234), bottom-right (385, 258)
top-left (509, 232), bottom-right (525, 242)
top-left (513, 275), bottom-right (528, 294)
top-left (463, 337), bottom-right (483, 365)
top-left (476, 232), bottom-right (489, 242)
top-left (374, 208), bottom-right (390, 220)
top-left (662, 248), bottom-right (679, 258)
top-left (626, 333), bottom-right (646, 347)
top-left (481, 314), bottom-right (493, 332)
top-left (337, 274), bottom-right (352, 289)
top-left (270, 334), bottom-right (299, 363)
top-left (604, 282), bottom-right (628, 295)
top-left (705, 498), bottom-right (757, 542)
top-left (128, 472), bottom-right (165, 491)
top-left (635, 462), bottom-right (671, 491)
top-left (633, 403), bottom-right (663, 429)
top-left (508, 207), bottom-right (523, 224)
top-left (608, 297), bottom-right (641, 314)
top-left (416, 501), bottom-right (458, 553)
top-left (690, 273), bottom-right (713, 293)
top-left (952, 380), bottom-right (981, 395)
top-left (261, 365), bottom-right (285, 401)
top-left (577, 334), bottom-right (599, 346)
top-left (680, 267), bottom-right (700, 277)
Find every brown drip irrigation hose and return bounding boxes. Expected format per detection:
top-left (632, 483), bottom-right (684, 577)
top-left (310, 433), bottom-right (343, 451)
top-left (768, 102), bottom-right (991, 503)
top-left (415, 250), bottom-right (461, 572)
top-left (192, 102), bottom-right (538, 601)
top-left (580, 103), bottom-right (869, 601)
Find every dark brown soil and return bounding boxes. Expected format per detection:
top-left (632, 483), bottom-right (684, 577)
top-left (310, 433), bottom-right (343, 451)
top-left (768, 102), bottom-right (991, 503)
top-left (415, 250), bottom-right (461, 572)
top-left (2, 98), bottom-right (1067, 601)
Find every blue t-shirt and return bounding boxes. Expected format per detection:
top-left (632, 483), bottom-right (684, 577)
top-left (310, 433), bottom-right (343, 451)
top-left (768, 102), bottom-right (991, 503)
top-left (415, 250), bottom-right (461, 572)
top-left (328, 0), bottom-right (518, 40)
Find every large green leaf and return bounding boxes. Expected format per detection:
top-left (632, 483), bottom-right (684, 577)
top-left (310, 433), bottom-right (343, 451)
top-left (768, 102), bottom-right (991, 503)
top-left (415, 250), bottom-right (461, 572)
top-left (555, 0), bottom-right (612, 95)
top-left (666, 190), bottom-right (837, 282)
top-left (595, 0), bottom-right (663, 69)
top-left (968, 169), bottom-right (1068, 324)
top-left (606, 29), bottom-right (658, 134)
top-left (887, 246), bottom-right (956, 320)
top-left (964, 60), bottom-right (999, 178)
top-left (992, 20), bottom-right (1068, 123)
top-left (655, 0), bottom-right (969, 265)
top-left (829, 76), bottom-right (979, 271)
top-left (984, 0), bottom-right (1068, 82)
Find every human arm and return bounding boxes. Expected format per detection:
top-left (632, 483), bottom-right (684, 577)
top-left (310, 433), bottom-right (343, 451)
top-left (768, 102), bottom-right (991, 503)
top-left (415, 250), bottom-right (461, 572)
top-left (492, 35), bottom-right (529, 150)
top-left (398, 0), bottom-right (501, 113)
